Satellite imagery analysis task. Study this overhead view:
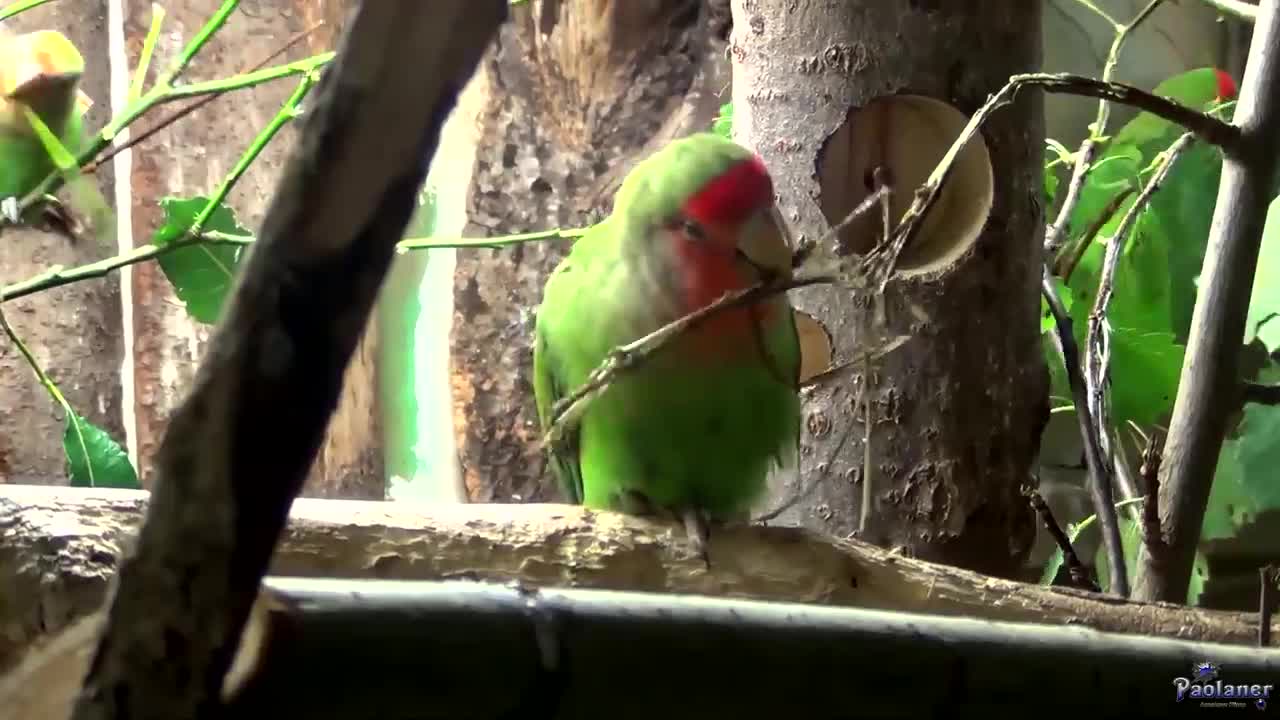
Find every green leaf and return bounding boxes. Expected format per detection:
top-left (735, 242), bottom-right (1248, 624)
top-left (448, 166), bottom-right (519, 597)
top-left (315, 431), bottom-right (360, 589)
top-left (1202, 441), bottom-right (1255, 542)
top-left (1245, 194), bottom-right (1280, 352)
top-left (1106, 328), bottom-right (1184, 429)
top-left (1200, 360), bottom-right (1280, 544)
top-left (153, 196), bottom-right (250, 324)
top-left (64, 412), bottom-right (140, 489)
top-left (1224, 402), bottom-right (1280, 510)
top-left (711, 103), bottom-right (733, 139)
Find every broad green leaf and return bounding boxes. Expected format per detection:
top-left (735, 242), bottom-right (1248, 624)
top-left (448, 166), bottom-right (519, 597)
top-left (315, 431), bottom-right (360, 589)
top-left (1202, 437), bottom-right (1256, 541)
top-left (64, 412), bottom-right (139, 489)
top-left (1245, 194), bottom-right (1280, 352)
top-left (1200, 360), bottom-right (1280, 544)
top-left (1106, 328), bottom-right (1183, 429)
top-left (153, 196), bottom-right (250, 324)
top-left (1225, 402), bottom-right (1280, 511)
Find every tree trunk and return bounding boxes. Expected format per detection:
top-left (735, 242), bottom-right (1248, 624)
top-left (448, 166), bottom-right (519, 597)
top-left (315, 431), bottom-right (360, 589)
top-left (732, 0), bottom-right (1047, 578)
top-left (0, 4), bottom-right (124, 486)
top-left (451, 0), bottom-right (733, 502)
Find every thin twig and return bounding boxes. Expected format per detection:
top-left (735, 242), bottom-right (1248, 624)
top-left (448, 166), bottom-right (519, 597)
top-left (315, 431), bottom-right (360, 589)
top-left (1045, 141), bottom-right (1100, 257)
top-left (1019, 73), bottom-right (1240, 152)
top-left (83, 22), bottom-right (326, 176)
top-left (1082, 132), bottom-right (1194, 598)
top-left (887, 71), bottom-right (1238, 283)
top-left (796, 334), bottom-right (910, 389)
top-left (544, 274), bottom-right (838, 447)
top-left (1028, 489), bottom-right (1100, 592)
top-left (1055, 185), bottom-right (1134, 282)
top-left (1041, 266), bottom-right (1123, 595)
top-left (1046, 0), bottom-right (1164, 257)
top-left (857, 172), bottom-right (894, 537)
top-left (1198, 0), bottom-right (1259, 22)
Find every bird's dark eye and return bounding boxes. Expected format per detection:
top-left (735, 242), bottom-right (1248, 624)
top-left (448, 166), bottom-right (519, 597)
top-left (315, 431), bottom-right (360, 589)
top-left (680, 217), bottom-right (707, 241)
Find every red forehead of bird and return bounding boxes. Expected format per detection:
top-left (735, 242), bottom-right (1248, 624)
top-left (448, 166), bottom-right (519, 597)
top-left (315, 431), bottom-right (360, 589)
top-left (682, 155), bottom-right (775, 227)
top-left (1215, 69), bottom-right (1238, 101)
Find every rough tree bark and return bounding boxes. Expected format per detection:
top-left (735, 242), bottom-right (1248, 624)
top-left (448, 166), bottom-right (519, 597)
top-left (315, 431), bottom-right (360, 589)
top-left (126, 0), bottom-right (384, 499)
top-left (731, 1), bottom-right (1047, 578)
top-left (451, 0), bottom-right (733, 502)
top-left (0, 4), bottom-right (125, 486)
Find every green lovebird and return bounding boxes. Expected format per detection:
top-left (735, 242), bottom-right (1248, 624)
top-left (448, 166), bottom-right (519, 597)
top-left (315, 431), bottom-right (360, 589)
top-left (0, 28), bottom-right (92, 204)
top-left (533, 133), bottom-right (802, 565)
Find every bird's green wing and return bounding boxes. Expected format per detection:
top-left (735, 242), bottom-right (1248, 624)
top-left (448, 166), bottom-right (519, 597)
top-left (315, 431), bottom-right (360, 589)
top-left (532, 253), bottom-right (587, 505)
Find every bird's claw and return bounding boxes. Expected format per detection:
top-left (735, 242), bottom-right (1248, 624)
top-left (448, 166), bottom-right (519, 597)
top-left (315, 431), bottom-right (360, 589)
top-left (681, 507), bottom-right (711, 570)
top-left (1, 197), bottom-right (20, 224)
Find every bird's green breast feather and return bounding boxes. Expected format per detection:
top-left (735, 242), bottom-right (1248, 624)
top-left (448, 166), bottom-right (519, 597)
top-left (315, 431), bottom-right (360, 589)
top-left (0, 111), bottom-right (84, 198)
top-left (534, 219), bottom-right (801, 517)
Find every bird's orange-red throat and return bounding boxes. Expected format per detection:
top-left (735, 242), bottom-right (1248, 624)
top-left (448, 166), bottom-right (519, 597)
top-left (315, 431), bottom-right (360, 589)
top-left (668, 154), bottom-right (787, 349)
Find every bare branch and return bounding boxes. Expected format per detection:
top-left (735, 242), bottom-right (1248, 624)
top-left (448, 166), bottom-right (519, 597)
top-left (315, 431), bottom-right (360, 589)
top-left (1134, 0), bottom-right (1280, 603)
top-left (83, 22), bottom-right (327, 176)
top-left (889, 71), bottom-right (1238, 276)
top-left (1045, 0), bottom-right (1164, 257)
top-left (1040, 267), bottom-right (1123, 594)
top-left (1018, 73), bottom-right (1241, 153)
top-left (1027, 488), bottom-right (1100, 592)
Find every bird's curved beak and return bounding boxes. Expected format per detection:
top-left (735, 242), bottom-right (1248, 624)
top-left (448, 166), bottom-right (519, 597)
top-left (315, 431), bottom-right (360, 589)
top-left (736, 206), bottom-right (794, 283)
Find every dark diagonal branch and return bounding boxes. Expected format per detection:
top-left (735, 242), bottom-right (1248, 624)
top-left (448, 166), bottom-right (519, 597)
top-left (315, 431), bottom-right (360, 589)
top-left (67, 3), bottom-right (507, 719)
top-left (1028, 489), bottom-right (1100, 592)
